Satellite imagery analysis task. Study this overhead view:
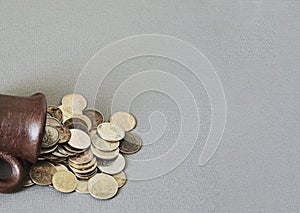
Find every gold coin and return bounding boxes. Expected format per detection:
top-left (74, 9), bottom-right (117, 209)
top-left (53, 163), bottom-right (69, 171)
top-left (61, 94), bottom-right (87, 114)
top-left (55, 126), bottom-right (71, 143)
top-left (76, 180), bottom-right (89, 194)
top-left (52, 170), bottom-right (78, 193)
top-left (109, 112), bottom-right (136, 132)
top-left (68, 129), bottom-right (91, 150)
top-left (69, 157), bottom-right (96, 170)
top-left (112, 171), bottom-right (127, 188)
top-left (58, 105), bottom-right (73, 122)
top-left (74, 169), bottom-right (97, 180)
top-left (29, 161), bottom-right (57, 186)
top-left (97, 122), bottom-right (125, 141)
top-left (91, 145), bottom-right (119, 160)
top-left (47, 105), bottom-right (63, 122)
top-left (88, 173), bottom-right (118, 200)
top-left (68, 150), bottom-right (94, 165)
top-left (70, 162), bottom-right (98, 174)
top-left (83, 109), bottom-right (104, 129)
top-left (91, 132), bottom-right (119, 152)
top-left (98, 154), bottom-right (125, 175)
top-left (119, 132), bottom-right (142, 155)
top-left (40, 144), bottom-right (58, 154)
top-left (42, 126), bottom-right (59, 148)
top-left (23, 174), bottom-right (35, 187)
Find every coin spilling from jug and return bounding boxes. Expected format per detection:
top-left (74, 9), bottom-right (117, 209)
top-left (25, 94), bottom-right (142, 200)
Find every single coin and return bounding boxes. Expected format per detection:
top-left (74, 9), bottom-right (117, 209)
top-left (98, 154), bottom-right (125, 175)
top-left (68, 129), bottom-right (91, 150)
top-left (52, 170), bottom-right (78, 193)
top-left (55, 126), bottom-right (71, 143)
top-left (97, 123), bottom-right (125, 141)
top-left (112, 171), bottom-right (127, 188)
top-left (69, 157), bottom-right (96, 170)
top-left (47, 105), bottom-right (63, 122)
top-left (62, 143), bottom-right (86, 154)
top-left (69, 150), bottom-right (94, 165)
top-left (40, 144), bottom-right (58, 154)
top-left (83, 109), bottom-right (104, 129)
top-left (52, 150), bottom-right (69, 158)
top-left (64, 117), bottom-right (88, 133)
top-left (91, 132), bottom-right (119, 152)
top-left (76, 180), bottom-right (89, 194)
top-left (70, 162), bottom-right (98, 174)
top-left (29, 161), bottom-right (57, 186)
top-left (119, 132), bottom-right (143, 155)
top-left (42, 126), bottom-right (59, 148)
top-left (91, 145), bottom-right (119, 160)
top-left (53, 163), bottom-right (69, 171)
top-left (46, 117), bottom-right (62, 127)
top-left (58, 105), bottom-right (73, 122)
top-left (23, 174), bottom-right (35, 187)
top-left (88, 173), bottom-right (118, 200)
top-left (109, 112), bottom-right (136, 132)
top-left (71, 114), bottom-right (92, 131)
top-left (61, 94), bottom-right (87, 114)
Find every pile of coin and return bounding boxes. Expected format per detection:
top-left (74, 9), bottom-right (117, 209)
top-left (25, 94), bottom-right (142, 200)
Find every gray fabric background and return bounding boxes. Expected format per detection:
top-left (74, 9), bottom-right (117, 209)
top-left (0, 1), bottom-right (299, 212)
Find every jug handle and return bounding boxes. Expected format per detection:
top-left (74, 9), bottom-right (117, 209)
top-left (0, 151), bottom-right (25, 193)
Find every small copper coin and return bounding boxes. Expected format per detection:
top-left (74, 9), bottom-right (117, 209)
top-left (88, 173), bottom-right (118, 200)
top-left (119, 132), bottom-right (142, 154)
top-left (52, 170), bottom-right (78, 193)
top-left (112, 171), bottom-right (127, 188)
top-left (47, 105), bottom-right (63, 122)
top-left (55, 126), bottom-right (71, 143)
top-left (97, 122), bottom-right (125, 141)
top-left (83, 109), bottom-right (104, 129)
top-left (109, 112), bottom-right (136, 132)
top-left (29, 161), bottom-right (57, 186)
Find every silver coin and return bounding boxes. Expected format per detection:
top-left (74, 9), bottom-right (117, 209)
top-left (61, 94), bottom-right (87, 114)
top-left (97, 123), bottom-right (125, 141)
top-left (68, 129), bottom-right (91, 150)
top-left (97, 154), bottom-right (125, 175)
top-left (91, 132), bottom-right (119, 152)
top-left (91, 145), bottom-right (119, 160)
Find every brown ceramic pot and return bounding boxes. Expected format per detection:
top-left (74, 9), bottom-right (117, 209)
top-left (0, 93), bottom-right (46, 193)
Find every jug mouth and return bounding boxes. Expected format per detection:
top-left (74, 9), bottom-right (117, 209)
top-left (27, 93), bottom-right (47, 163)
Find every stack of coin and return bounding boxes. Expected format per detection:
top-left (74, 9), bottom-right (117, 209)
top-left (68, 150), bottom-right (97, 180)
top-left (24, 94), bottom-right (143, 200)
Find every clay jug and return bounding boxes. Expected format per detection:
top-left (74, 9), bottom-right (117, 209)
top-left (0, 93), bottom-right (46, 193)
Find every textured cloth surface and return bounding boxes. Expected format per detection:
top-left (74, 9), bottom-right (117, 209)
top-left (0, 1), bottom-right (299, 212)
